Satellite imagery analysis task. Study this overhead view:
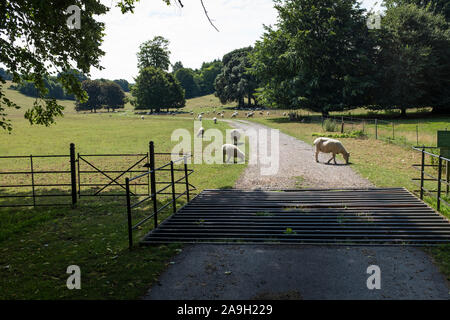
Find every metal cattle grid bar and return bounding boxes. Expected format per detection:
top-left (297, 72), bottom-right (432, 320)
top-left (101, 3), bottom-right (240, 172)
top-left (141, 188), bottom-right (450, 246)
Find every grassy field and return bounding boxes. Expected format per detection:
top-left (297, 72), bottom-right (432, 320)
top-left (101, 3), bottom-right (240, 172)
top-left (0, 85), bottom-right (248, 299)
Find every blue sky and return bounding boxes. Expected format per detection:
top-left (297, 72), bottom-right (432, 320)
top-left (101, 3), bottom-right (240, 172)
top-left (92, 0), bottom-right (382, 82)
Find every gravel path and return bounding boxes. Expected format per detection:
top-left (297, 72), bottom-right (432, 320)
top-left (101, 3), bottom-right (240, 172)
top-left (227, 120), bottom-right (373, 189)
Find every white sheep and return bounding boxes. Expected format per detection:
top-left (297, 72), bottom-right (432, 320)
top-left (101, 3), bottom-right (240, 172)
top-left (231, 112), bottom-right (237, 118)
top-left (197, 127), bottom-right (205, 138)
top-left (220, 113), bottom-right (224, 118)
top-left (313, 137), bottom-right (350, 165)
top-left (247, 112), bottom-right (254, 118)
top-left (266, 111), bottom-right (270, 116)
top-left (198, 114), bottom-right (203, 121)
top-left (213, 117), bottom-right (217, 124)
top-left (141, 116), bottom-right (144, 120)
top-left (222, 144), bottom-right (245, 163)
top-left (283, 112), bottom-right (287, 116)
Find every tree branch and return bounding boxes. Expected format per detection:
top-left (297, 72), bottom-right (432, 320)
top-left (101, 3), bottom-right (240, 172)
top-left (200, 0), bottom-right (219, 32)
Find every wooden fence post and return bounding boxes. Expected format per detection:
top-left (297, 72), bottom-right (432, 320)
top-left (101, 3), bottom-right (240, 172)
top-left (375, 119), bottom-right (378, 140)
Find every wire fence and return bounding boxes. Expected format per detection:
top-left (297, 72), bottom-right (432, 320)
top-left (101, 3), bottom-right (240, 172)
top-left (288, 112), bottom-right (449, 148)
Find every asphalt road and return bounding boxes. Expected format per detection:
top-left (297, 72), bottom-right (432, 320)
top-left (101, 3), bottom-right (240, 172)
top-left (144, 244), bottom-right (449, 300)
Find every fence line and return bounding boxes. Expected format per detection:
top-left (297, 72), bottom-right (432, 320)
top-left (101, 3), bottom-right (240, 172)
top-left (411, 146), bottom-right (450, 211)
top-left (0, 143), bottom-right (193, 208)
top-left (287, 111), bottom-right (448, 148)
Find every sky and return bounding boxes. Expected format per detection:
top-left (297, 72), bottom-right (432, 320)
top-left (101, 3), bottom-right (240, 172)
top-left (91, 0), bottom-right (382, 82)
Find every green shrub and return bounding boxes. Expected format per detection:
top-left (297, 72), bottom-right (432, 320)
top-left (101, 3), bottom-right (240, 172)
top-left (323, 119), bottom-right (338, 132)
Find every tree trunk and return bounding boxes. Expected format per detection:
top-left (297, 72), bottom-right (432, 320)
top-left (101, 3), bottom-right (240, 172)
top-left (401, 108), bottom-right (406, 117)
top-left (248, 95), bottom-right (251, 106)
top-left (322, 110), bottom-right (329, 116)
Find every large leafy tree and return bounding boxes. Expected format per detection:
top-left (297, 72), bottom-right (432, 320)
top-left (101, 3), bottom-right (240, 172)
top-left (75, 80), bottom-right (104, 113)
top-left (215, 47), bottom-right (258, 107)
top-left (250, 0), bottom-right (377, 115)
top-left (113, 79), bottom-right (130, 92)
top-left (137, 36), bottom-right (171, 71)
top-left (132, 67), bottom-right (185, 112)
top-left (0, 0), bottom-right (178, 132)
top-left (373, 4), bottom-right (450, 115)
top-left (102, 81), bottom-right (127, 111)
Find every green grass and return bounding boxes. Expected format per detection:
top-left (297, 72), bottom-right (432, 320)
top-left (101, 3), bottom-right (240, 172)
top-left (0, 85), bottom-right (249, 299)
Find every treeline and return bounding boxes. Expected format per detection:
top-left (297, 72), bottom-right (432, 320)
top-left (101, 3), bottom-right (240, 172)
top-left (172, 60), bottom-right (222, 99)
top-left (212, 0), bottom-right (450, 116)
top-left (7, 68), bottom-right (131, 101)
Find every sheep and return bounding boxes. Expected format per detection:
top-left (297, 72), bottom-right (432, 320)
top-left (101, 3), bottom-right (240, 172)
top-left (247, 112), bottom-right (254, 118)
top-left (220, 113), bottom-right (224, 118)
top-left (198, 114), bottom-right (203, 121)
top-left (217, 112), bottom-right (222, 115)
top-left (259, 111), bottom-right (263, 115)
top-left (213, 117), bottom-right (217, 124)
top-left (231, 112), bottom-right (237, 118)
top-left (197, 127), bottom-right (205, 138)
top-left (222, 144), bottom-right (245, 163)
top-left (266, 111), bottom-right (270, 116)
top-left (313, 137), bottom-right (350, 165)
top-left (141, 116), bottom-right (145, 120)
top-left (283, 112), bottom-right (287, 116)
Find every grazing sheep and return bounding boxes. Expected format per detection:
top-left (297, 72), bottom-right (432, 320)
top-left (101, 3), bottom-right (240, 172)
top-left (313, 137), bottom-right (350, 165)
top-left (213, 117), bottom-right (217, 124)
top-left (267, 111), bottom-right (270, 116)
top-left (231, 112), bottom-right (237, 118)
top-left (141, 116), bottom-right (144, 120)
top-left (198, 114), bottom-right (203, 121)
top-left (217, 112), bottom-right (222, 115)
top-left (222, 144), bottom-right (245, 163)
top-left (283, 112), bottom-right (287, 116)
top-left (197, 127), bottom-right (205, 138)
top-left (220, 113), bottom-right (224, 118)
top-left (259, 111), bottom-right (263, 115)
top-left (247, 112), bottom-right (254, 118)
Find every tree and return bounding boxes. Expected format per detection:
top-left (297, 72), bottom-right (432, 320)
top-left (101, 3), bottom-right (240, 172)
top-left (0, 0), bottom-right (175, 132)
top-left (250, 0), bottom-right (377, 115)
top-left (132, 67), bottom-right (185, 112)
top-left (75, 80), bottom-right (104, 113)
top-left (137, 36), bottom-right (171, 71)
top-left (197, 60), bottom-right (223, 95)
top-left (0, 68), bottom-right (12, 81)
top-left (384, 0), bottom-right (450, 21)
top-left (215, 47), bottom-right (258, 107)
top-left (113, 79), bottom-right (130, 92)
top-left (172, 61), bottom-right (184, 73)
top-left (174, 68), bottom-right (200, 99)
top-left (373, 4), bottom-right (450, 115)
top-left (102, 82), bottom-right (127, 111)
